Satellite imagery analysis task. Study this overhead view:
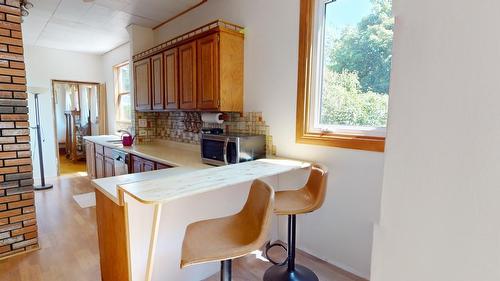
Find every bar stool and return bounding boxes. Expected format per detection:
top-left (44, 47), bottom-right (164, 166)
top-left (263, 163), bottom-right (328, 281)
top-left (180, 179), bottom-right (274, 281)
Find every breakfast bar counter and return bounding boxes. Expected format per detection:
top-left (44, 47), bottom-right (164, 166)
top-left (91, 157), bottom-right (310, 281)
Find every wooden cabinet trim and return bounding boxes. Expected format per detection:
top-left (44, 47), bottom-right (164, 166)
top-left (179, 41), bottom-right (197, 110)
top-left (151, 54), bottom-right (165, 110)
top-left (134, 58), bottom-right (152, 111)
top-left (164, 48), bottom-right (179, 110)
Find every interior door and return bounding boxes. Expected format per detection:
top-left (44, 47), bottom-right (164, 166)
top-left (179, 41), bottom-right (197, 110)
top-left (197, 33), bottom-right (219, 110)
top-left (134, 58), bottom-right (151, 111)
top-left (164, 48), bottom-right (179, 109)
top-left (151, 54), bottom-right (164, 110)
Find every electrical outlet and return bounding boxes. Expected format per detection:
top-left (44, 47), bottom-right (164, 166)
top-left (138, 119), bottom-right (147, 128)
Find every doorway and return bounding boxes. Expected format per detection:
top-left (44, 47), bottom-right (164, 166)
top-left (52, 80), bottom-right (100, 175)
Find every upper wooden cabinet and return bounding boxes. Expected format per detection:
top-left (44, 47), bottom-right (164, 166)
top-left (197, 33), bottom-right (219, 110)
top-left (151, 54), bottom-right (164, 110)
top-left (179, 41), bottom-right (197, 110)
top-left (164, 48), bottom-right (179, 110)
top-left (132, 21), bottom-right (244, 112)
top-left (134, 58), bottom-right (152, 111)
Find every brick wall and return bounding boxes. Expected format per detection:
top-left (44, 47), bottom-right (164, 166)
top-left (0, 0), bottom-right (38, 259)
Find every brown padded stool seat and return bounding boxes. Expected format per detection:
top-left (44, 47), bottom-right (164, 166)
top-left (181, 179), bottom-right (274, 281)
top-left (264, 163), bottom-right (328, 281)
top-left (274, 163), bottom-right (328, 215)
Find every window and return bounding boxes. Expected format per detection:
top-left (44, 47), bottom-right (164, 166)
top-left (115, 62), bottom-right (131, 122)
top-left (296, 0), bottom-right (394, 152)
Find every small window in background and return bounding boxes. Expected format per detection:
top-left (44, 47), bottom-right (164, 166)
top-left (115, 62), bottom-right (131, 122)
top-left (313, 0), bottom-right (394, 137)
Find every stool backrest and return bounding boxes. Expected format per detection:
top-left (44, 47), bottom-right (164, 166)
top-left (303, 163), bottom-right (328, 212)
top-left (238, 179), bottom-right (274, 245)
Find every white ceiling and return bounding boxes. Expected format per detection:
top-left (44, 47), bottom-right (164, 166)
top-left (21, 0), bottom-right (202, 54)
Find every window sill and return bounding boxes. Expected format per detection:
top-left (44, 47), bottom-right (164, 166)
top-left (296, 131), bottom-right (385, 152)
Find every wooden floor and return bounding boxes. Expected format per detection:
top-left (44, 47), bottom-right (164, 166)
top-left (58, 154), bottom-right (87, 175)
top-left (0, 174), bottom-right (366, 281)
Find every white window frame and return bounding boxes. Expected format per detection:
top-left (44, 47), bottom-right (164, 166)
top-left (309, 0), bottom-right (387, 138)
top-left (114, 61), bottom-right (131, 123)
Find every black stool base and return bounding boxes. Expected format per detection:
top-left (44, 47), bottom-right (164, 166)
top-left (263, 264), bottom-right (319, 281)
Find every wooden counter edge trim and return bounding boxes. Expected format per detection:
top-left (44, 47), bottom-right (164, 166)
top-left (145, 204), bottom-right (162, 281)
top-left (91, 181), bottom-right (122, 205)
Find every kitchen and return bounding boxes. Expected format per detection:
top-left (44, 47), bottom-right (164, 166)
top-left (0, 0), bottom-right (497, 281)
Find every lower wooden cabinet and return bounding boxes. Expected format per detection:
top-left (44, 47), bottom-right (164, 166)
top-left (88, 141), bottom-right (172, 179)
top-left (95, 153), bottom-right (104, 179)
top-left (85, 141), bottom-right (96, 179)
top-left (104, 156), bottom-right (115, 178)
top-left (131, 155), bottom-right (164, 173)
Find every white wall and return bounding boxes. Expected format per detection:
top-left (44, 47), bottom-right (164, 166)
top-left (153, 0), bottom-right (384, 278)
top-left (25, 45), bottom-right (104, 178)
top-left (101, 42), bottom-right (130, 134)
top-left (370, 1), bottom-right (500, 281)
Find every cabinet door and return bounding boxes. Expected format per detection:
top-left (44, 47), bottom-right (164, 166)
top-left (95, 153), bottom-right (104, 179)
top-left (104, 156), bottom-right (115, 178)
top-left (134, 58), bottom-right (152, 111)
top-left (164, 48), bottom-right (179, 110)
top-left (179, 41), bottom-right (197, 110)
top-left (156, 163), bottom-right (172, 170)
top-left (197, 33), bottom-right (219, 110)
top-left (151, 54), bottom-right (164, 110)
top-left (131, 155), bottom-right (142, 174)
top-left (85, 141), bottom-right (96, 179)
top-left (143, 159), bottom-right (155, 172)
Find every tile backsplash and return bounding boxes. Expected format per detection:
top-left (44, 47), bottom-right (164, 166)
top-left (135, 111), bottom-right (276, 155)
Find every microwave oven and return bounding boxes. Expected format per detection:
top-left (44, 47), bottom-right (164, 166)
top-left (201, 133), bottom-right (266, 166)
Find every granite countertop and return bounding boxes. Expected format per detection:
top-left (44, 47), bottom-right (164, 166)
top-left (118, 159), bottom-right (310, 205)
top-left (83, 135), bottom-right (209, 168)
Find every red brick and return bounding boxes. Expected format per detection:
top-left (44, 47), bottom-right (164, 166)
top-left (12, 237), bottom-right (37, 249)
top-left (20, 192), bottom-right (32, 200)
top-left (0, 218), bottom-right (7, 225)
top-left (11, 224), bottom-right (36, 236)
top-left (4, 157), bottom-right (30, 166)
top-left (9, 212), bottom-right (34, 223)
top-left (0, 28), bottom-right (8, 36)
top-left (0, 20), bottom-right (20, 31)
top-left (12, 91), bottom-right (25, 98)
top-left (18, 165), bottom-right (31, 173)
top-left (0, 208), bottom-right (20, 219)
top-left (0, 14), bottom-right (5, 21)
top-left (15, 135), bottom-right (29, 143)
top-left (5, 14), bottom-right (20, 24)
top-left (14, 121), bottom-right (27, 128)
top-left (0, 4), bottom-right (19, 15)
top-left (0, 75), bottom-right (9, 82)
top-left (0, 203), bottom-right (5, 211)
top-left (9, 61), bottom-right (22, 69)
top-left (3, 143), bottom-right (29, 151)
top-left (0, 151), bottom-right (16, 159)
top-left (0, 90), bottom-right (11, 98)
top-left (10, 30), bottom-right (20, 39)
top-left (11, 76), bottom-right (24, 84)
top-left (0, 136), bottom-right (14, 144)
top-left (22, 218), bottom-right (35, 226)
top-left (1, 114), bottom-right (27, 121)
top-left (0, 245), bottom-right (9, 254)
top-left (21, 205), bottom-right (33, 213)
top-left (0, 166), bottom-right (17, 174)
top-left (16, 150), bottom-right (30, 158)
top-left (0, 194), bottom-right (18, 203)
top-left (0, 83), bottom-right (25, 91)
top-left (24, 231), bottom-right (36, 240)
top-left (0, 51), bottom-right (22, 61)
top-left (0, 121), bottom-right (13, 128)
top-left (0, 67), bottom-right (23, 76)
top-left (5, 0), bottom-right (20, 9)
